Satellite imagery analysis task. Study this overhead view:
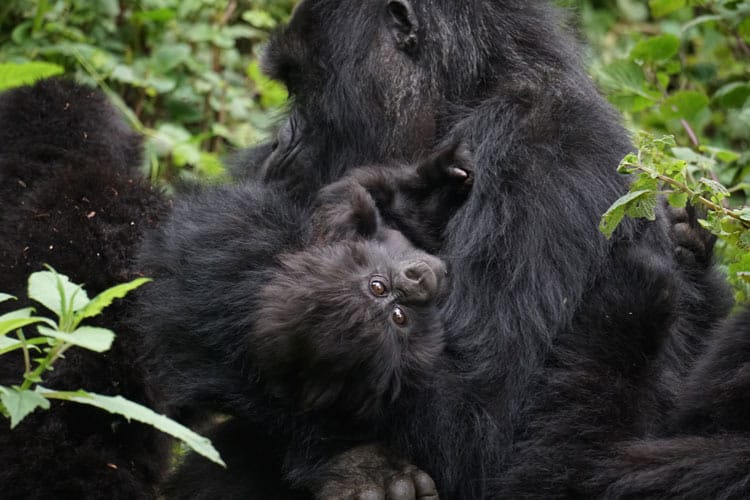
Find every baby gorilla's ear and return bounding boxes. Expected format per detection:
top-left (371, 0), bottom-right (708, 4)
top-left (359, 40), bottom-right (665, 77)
top-left (312, 179), bottom-right (380, 243)
top-left (416, 141), bottom-right (473, 188)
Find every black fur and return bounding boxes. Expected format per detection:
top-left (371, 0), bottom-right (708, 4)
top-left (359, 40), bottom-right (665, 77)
top-left (214, 0), bottom-right (736, 498)
top-left (0, 78), bottom-right (171, 499)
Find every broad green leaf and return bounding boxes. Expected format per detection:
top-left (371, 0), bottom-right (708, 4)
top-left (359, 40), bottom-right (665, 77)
top-left (0, 63), bottom-right (64, 92)
top-left (598, 60), bottom-right (647, 95)
top-left (0, 386), bottom-right (50, 428)
top-left (701, 145), bottom-right (741, 163)
top-left (76, 278), bottom-right (151, 324)
top-left (713, 82), bottom-right (750, 109)
top-left (630, 34), bottom-right (681, 62)
top-left (648, 0), bottom-right (686, 17)
top-left (0, 294), bottom-right (15, 303)
top-left (37, 388), bottom-right (225, 467)
top-left (28, 270), bottom-right (90, 317)
top-left (660, 91), bottom-right (709, 120)
top-left (600, 190), bottom-right (653, 238)
top-left (37, 325), bottom-right (114, 353)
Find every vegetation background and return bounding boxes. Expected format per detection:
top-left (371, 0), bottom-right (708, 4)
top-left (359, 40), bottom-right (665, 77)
top-left (0, 0), bottom-right (748, 297)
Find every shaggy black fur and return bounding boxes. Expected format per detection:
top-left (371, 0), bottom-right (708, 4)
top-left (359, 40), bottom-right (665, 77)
top-left (138, 149), bottom-right (473, 498)
top-left (200, 0), bottom-right (736, 498)
top-left (0, 78), bottom-right (171, 499)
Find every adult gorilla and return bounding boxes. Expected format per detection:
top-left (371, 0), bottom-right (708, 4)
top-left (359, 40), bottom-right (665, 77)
top-left (174, 0), bottom-right (734, 498)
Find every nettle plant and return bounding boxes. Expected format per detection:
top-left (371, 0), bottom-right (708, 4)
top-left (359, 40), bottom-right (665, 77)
top-left (0, 267), bottom-right (224, 467)
top-left (595, 0), bottom-right (750, 301)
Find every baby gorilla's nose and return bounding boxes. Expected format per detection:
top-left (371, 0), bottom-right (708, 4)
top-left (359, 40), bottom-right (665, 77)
top-left (394, 256), bottom-right (447, 304)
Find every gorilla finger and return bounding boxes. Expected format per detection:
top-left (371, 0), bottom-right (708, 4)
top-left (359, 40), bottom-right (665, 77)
top-left (386, 476), bottom-right (416, 500)
top-left (447, 166), bottom-right (469, 181)
top-left (356, 489), bottom-right (386, 500)
top-left (411, 470), bottom-right (438, 498)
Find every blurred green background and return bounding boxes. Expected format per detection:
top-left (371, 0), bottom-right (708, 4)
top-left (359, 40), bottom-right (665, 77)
top-left (0, 0), bottom-right (748, 295)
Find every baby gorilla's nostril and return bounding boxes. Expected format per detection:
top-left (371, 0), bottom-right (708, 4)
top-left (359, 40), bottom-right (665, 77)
top-left (404, 266), bottom-right (422, 281)
top-left (395, 260), bottom-right (442, 305)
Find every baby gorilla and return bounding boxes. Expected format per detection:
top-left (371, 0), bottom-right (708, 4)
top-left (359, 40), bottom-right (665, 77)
top-left (138, 143), bottom-right (473, 424)
top-left (254, 143), bottom-right (473, 417)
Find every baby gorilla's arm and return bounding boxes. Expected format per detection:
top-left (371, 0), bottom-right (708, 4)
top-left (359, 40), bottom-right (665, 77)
top-left (312, 143), bottom-right (473, 251)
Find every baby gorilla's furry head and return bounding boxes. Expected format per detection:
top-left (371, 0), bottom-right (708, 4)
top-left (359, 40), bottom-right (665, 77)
top-left (253, 229), bottom-right (447, 420)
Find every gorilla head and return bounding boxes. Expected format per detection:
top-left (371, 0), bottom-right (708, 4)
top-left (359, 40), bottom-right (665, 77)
top-left (258, 0), bottom-right (581, 198)
top-left (253, 228), bottom-right (447, 419)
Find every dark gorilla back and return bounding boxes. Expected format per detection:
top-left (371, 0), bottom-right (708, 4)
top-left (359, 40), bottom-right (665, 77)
top-left (0, 79), bottom-right (170, 498)
top-left (226, 0), bottom-right (734, 497)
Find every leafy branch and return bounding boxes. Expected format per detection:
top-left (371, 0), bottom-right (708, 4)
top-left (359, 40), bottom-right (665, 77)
top-left (0, 267), bottom-right (225, 467)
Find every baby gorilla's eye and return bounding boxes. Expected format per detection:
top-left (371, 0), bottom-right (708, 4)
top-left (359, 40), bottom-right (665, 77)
top-left (392, 306), bottom-right (407, 326)
top-left (370, 279), bottom-right (388, 297)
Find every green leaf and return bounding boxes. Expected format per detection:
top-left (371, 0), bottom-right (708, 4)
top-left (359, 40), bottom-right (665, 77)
top-left (598, 60), bottom-right (647, 95)
top-left (630, 34), bottom-right (681, 62)
top-left (37, 325), bottom-right (114, 353)
top-left (700, 145), bottom-right (741, 164)
top-left (242, 10), bottom-right (277, 29)
top-left (0, 309), bottom-right (50, 337)
top-left (0, 386), bottom-right (50, 428)
top-left (648, 0), bottom-right (686, 17)
top-left (0, 63), bottom-right (65, 92)
top-left (660, 90), bottom-right (710, 120)
top-left (713, 82), bottom-right (750, 109)
top-left (740, 17), bottom-right (750, 43)
top-left (600, 190), bottom-right (654, 238)
top-left (28, 270), bottom-right (90, 317)
top-left (247, 61), bottom-right (289, 108)
top-left (37, 388), bottom-right (225, 467)
top-left (76, 278), bottom-right (151, 324)
top-left (667, 191), bottom-right (689, 208)
top-left (0, 294), bottom-right (15, 303)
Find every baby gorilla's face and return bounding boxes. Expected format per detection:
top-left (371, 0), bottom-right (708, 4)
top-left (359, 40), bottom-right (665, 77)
top-left (252, 230), bottom-right (447, 420)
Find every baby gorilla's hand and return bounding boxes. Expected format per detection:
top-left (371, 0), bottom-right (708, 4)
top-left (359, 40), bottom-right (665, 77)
top-left (316, 444), bottom-right (438, 500)
top-left (415, 142), bottom-right (473, 192)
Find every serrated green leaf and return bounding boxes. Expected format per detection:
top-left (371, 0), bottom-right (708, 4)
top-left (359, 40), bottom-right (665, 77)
top-left (699, 178), bottom-right (731, 197)
top-left (37, 325), bottom-right (114, 353)
top-left (76, 278), bottom-right (151, 324)
top-left (28, 270), bottom-right (90, 317)
top-left (625, 191), bottom-right (658, 220)
top-left (630, 34), bottom-right (681, 62)
top-left (0, 386), bottom-right (50, 428)
top-left (667, 192), bottom-right (689, 208)
top-left (600, 190), bottom-right (653, 238)
top-left (37, 387), bottom-right (225, 467)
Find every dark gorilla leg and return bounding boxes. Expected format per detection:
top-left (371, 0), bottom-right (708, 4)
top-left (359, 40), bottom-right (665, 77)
top-left (0, 78), bottom-right (170, 498)
top-left (164, 419), bottom-right (307, 500)
top-left (587, 310), bottom-right (750, 498)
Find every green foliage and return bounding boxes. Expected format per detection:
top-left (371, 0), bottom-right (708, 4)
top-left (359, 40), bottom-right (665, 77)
top-left (0, 0), bottom-right (295, 186)
top-left (581, 0), bottom-right (750, 301)
top-left (0, 268), bottom-right (225, 467)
